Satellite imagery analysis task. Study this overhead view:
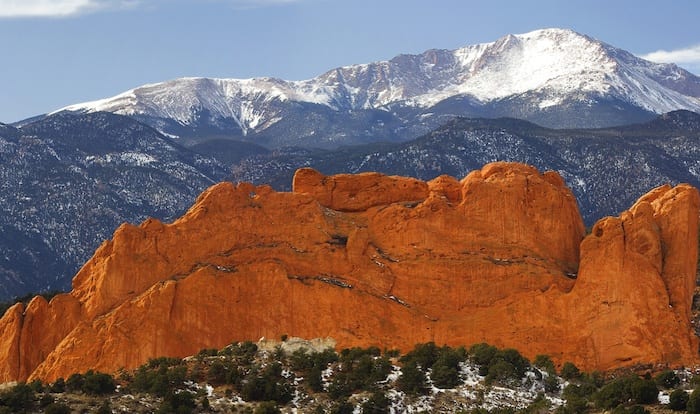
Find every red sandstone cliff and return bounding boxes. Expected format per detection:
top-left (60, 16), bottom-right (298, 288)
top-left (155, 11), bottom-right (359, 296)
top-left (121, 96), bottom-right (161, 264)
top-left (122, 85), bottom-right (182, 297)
top-left (0, 162), bottom-right (697, 383)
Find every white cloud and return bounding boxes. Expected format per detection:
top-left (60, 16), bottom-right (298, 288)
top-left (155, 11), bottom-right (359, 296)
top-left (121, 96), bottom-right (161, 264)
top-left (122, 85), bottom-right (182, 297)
top-left (641, 44), bottom-right (700, 66)
top-left (0, 0), bottom-right (138, 18)
top-left (0, 0), bottom-right (301, 17)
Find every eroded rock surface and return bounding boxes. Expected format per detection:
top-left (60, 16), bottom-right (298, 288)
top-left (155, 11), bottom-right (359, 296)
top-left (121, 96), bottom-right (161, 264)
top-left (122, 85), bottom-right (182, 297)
top-left (0, 162), bottom-right (697, 382)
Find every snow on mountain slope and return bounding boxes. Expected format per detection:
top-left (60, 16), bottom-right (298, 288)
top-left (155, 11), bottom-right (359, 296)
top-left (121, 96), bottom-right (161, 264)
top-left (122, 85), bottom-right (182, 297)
top-left (61, 77), bottom-right (335, 135)
top-left (416, 30), bottom-right (618, 105)
top-left (56, 28), bottom-right (700, 140)
top-left (404, 29), bottom-right (700, 111)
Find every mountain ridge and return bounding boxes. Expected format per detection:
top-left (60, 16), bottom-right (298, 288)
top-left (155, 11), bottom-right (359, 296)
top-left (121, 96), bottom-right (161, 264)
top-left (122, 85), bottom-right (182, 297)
top-left (48, 28), bottom-right (700, 148)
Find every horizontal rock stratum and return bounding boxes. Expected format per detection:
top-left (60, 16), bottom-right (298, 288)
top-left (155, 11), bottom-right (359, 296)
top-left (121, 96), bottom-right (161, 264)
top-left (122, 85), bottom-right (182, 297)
top-left (0, 162), bottom-right (698, 383)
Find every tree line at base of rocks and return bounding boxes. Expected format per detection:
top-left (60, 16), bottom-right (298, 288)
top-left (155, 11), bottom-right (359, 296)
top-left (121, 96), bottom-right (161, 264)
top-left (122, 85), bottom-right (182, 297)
top-left (1, 339), bottom-right (700, 413)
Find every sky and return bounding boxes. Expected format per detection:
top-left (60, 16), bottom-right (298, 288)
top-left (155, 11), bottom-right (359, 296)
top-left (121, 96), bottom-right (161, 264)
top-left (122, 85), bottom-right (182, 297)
top-left (1, 0), bottom-right (699, 123)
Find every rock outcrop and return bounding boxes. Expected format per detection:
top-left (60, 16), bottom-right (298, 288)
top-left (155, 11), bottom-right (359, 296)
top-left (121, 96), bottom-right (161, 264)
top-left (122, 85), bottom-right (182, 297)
top-left (0, 162), bottom-right (697, 383)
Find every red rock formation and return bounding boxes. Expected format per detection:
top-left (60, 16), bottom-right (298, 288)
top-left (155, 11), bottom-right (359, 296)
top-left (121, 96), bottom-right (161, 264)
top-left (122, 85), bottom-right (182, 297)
top-left (292, 168), bottom-right (430, 212)
top-left (0, 162), bottom-right (697, 383)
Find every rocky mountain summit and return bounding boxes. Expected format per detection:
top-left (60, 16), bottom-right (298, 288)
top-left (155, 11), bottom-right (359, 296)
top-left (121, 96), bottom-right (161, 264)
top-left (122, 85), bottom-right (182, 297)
top-left (54, 28), bottom-right (700, 148)
top-left (0, 162), bottom-right (696, 383)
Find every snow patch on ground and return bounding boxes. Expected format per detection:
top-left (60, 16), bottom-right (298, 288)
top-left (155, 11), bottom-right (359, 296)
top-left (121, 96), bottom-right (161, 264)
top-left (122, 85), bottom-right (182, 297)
top-left (85, 152), bottom-right (157, 167)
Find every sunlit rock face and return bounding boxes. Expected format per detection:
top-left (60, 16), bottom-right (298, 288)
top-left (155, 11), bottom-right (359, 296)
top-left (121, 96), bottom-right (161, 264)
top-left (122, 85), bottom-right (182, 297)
top-left (0, 162), bottom-right (697, 382)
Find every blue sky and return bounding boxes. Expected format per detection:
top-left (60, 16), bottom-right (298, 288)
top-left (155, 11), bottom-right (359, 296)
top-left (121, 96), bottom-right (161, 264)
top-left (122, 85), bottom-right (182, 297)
top-left (1, 0), bottom-right (699, 123)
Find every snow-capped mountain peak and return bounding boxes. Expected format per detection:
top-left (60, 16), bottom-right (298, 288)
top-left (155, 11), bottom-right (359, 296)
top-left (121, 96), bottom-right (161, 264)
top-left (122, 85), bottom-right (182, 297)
top-left (53, 28), bottom-right (700, 146)
top-left (412, 28), bottom-right (617, 106)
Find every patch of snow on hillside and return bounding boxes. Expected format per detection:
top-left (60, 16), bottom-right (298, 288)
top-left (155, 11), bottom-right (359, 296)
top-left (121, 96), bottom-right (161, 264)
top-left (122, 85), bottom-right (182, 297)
top-left (539, 97), bottom-right (563, 109)
top-left (57, 89), bottom-right (139, 115)
top-left (120, 152), bottom-right (157, 166)
top-left (84, 152), bottom-right (157, 167)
